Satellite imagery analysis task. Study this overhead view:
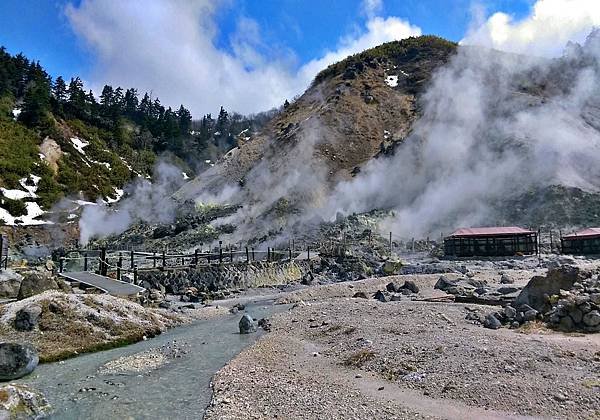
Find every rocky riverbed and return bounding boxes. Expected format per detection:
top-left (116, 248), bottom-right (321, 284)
top-left (207, 268), bottom-right (600, 419)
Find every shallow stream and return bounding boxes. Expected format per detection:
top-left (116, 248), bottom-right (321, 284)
top-left (16, 301), bottom-right (279, 419)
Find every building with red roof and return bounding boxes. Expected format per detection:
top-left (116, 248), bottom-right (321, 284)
top-left (561, 228), bottom-right (600, 254)
top-left (444, 226), bottom-right (538, 257)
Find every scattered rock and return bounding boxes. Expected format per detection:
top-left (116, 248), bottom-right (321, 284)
top-left (434, 276), bottom-right (456, 291)
top-left (17, 271), bottom-right (59, 300)
top-left (373, 290), bottom-right (387, 302)
top-left (239, 314), bottom-right (257, 334)
top-left (399, 280), bottom-right (419, 294)
top-left (0, 343), bottom-right (39, 381)
top-left (0, 384), bottom-right (51, 419)
top-left (583, 310), bottom-right (600, 327)
top-left (483, 314), bottom-right (501, 330)
top-left (258, 318), bottom-right (272, 332)
top-left (0, 269), bottom-right (23, 299)
top-left (352, 291), bottom-right (368, 299)
top-left (385, 282), bottom-right (398, 293)
top-left (14, 304), bottom-right (42, 331)
top-left (500, 274), bottom-right (514, 284)
top-left (497, 286), bottom-right (519, 295)
top-left (504, 305), bottom-right (517, 320)
top-left (514, 266), bottom-right (585, 312)
top-left (523, 309), bottom-right (539, 322)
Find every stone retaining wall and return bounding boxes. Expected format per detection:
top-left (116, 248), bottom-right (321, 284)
top-left (137, 261), bottom-right (307, 294)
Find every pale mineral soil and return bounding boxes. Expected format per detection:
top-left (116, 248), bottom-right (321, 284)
top-left (0, 290), bottom-right (229, 362)
top-left (206, 269), bottom-right (600, 420)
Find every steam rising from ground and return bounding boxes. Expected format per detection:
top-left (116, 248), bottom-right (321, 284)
top-left (79, 161), bottom-right (185, 245)
top-left (321, 32), bottom-right (600, 237)
top-left (197, 31), bottom-right (600, 243)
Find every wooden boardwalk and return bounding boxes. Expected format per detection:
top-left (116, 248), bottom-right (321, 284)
top-left (59, 272), bottom-right (145, 296)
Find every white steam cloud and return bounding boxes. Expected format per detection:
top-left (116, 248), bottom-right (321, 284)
top-left (65, 0), bottom-right (420, 115)
top-left (79, 161), bottom-right (185, 245)
top-left (463, 0), bottom-right (600, 56)
top-left (193, 30), bottom-right (600, 244)
top-left (319, 32), bottom-right (600, 237)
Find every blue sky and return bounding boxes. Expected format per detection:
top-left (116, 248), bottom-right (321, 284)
top-left (0, 0), bottom-right (593, 116)
top-left (0, 0), bottom-right (533, 81)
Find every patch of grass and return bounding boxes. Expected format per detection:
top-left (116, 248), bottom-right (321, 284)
top-left (314, 35), bottom-right (457, 85)
top-left (582, 379), bottom-right (600, 389)
top-left (517, 320), bottom-right (550, 334)
top-left (343, 349), bottom-right (377, 367)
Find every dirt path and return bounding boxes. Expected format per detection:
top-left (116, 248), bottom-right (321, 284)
top-left (206, 272), bottom-right (600, 419)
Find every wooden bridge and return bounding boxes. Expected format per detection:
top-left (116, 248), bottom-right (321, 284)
top-left (56, 243), bottom-right (315, 296)
top-left (59, 271), bottom-right (145, 296)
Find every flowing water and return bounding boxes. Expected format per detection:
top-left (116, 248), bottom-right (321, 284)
top-left (16, 301), bottom-right (280, 419)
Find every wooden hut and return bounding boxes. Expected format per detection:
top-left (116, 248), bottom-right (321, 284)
top-left (444, 227), bottom-right (538, 257)
top-left (561, 228), bottom-right (600, 255)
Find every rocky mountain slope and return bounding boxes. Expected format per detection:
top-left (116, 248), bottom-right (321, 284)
top-left (176, 36), bottom-right (456, 198)
top-left (170, 32), bottom-right (600, 247)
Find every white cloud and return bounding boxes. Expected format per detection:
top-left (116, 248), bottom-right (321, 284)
top-left (65, 0), bottom-right (420, 116)
top-left (462, 0), bottom-right (600, 56)
top-left (362, 0), bottom-right (383, 18)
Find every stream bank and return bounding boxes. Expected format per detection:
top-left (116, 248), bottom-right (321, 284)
top-left (14, 298), bottom-right (283, 419)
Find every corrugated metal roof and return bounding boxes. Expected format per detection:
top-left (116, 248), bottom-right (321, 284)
top-left (448, 227), bottom-right (536, 238)
top-left (562, 228), bottom-right (600, 240)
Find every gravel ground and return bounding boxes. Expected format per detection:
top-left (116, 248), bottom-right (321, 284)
top-left (206, 269), bottom-right (600, 420)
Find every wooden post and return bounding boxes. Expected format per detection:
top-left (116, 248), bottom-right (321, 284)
top-left (153, 252), bottom-right (157, 268)
top-left (162, 250), bottom-right (166, 269)
top-left (550, 230), bottom-right (554, 252)
top-left (194, 249), bottom-right (199, 266)
top-left (100, 248), bottom-right (107, 276)
top-left (59, 257), bottom-right (64, 273)
top-left (307, 246), bottom-right (310, 261)
top-left (117, 256), bottom-right (122, 281)
top-left (130, 250), bottom-right (134, 270)
top-left (230, 247), bottom-right (233, 263)
top-left (389, 232), bottom-right (392, 256)
top-left (245, 247), bottom-right (249, 263)
top-left (84, 253), bottom-right (88, 271)
top-left (0, 235), bottom-right (4, 272)
top-left (133, 264), bottom-right (138, 284)
top-left (219, 241), bottom-right (223, 264)
top-left (289, 247), bottom-right (292, 261)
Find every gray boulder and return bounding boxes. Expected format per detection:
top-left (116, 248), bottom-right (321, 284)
top-left (500, 274), bottom-right (514, 284)
top-left (504, 305), bottom-right (517, 320)
top-left (583, 310), bottom-right (600, 327)
top-left (239, 314), bottom-right (257, 334)
top-left (435, 276), bottom-right (456, 291)
top-left (399, 280), bottom-right (419, 294)
top-left (0, 343), bottom-right (39, 381)
top-left (385, 282), bottom-right (398, 293)
top-left (17, 271), bottom-right (59, 300)
top-left (497, 286), bottom-right (519, 295)
top-left (373, 290), bottom-right (387, 302)
top-left (523, 309), bottom-right (539, 322)
top-left (569, 307), bottom-right (584, 324)
top-left (483, 314), bottom-right (501, 329)
top-left (514, 266), bottom-right (584, 312)
top-left (14, 304), bottom-right (43, 331)
top-left (0, 269), bottom-right (23, 299)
